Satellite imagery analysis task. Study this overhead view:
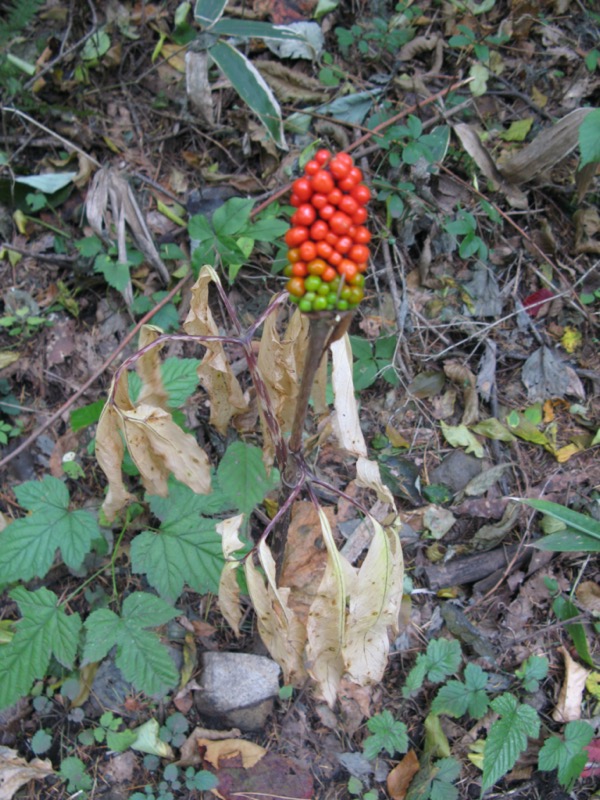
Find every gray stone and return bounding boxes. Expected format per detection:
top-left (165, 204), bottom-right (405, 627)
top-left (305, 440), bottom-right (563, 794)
top-left (430, 450), bottom-right (482, 493)
top-left (196, 652), bottom-right (281, 732)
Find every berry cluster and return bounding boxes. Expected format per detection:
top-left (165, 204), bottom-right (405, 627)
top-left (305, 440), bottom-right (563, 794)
top-left (283, 150), bottom-right (371, 313)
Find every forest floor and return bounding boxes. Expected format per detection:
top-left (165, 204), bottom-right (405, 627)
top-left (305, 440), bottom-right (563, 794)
top-left (0, 1), bottom-right (599, 799)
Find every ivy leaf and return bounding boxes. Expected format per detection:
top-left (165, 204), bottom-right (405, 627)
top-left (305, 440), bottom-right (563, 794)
top-left (131, 480), bottom-right (226, 601)
top-left (0, 476), bottom-right (99, 582)
top-left (482, 693), bottom-right (540, 793)
top-left (431, 663), bottom-right (489, 718)
top-left (217, 441), bottom-right (279, 516)
top-left (0, 587), bottom-right (81, 710)
top-left (83, 592), bottom-right (179, 696)
top-left (363, 709), bottom-right (408, 760)
top-left (538, 720), bottom-right (594, 790)
top-left (515, 655), bottom-right (549, 693)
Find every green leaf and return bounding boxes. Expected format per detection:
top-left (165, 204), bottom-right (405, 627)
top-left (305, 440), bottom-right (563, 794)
top-left (83, 592), bottom-right (179, 696)
top-left (533, 531), bottom-right (600, 552)
top-left (94, 255), bottom-right (130, 292)
top-left (70, 399), bottom-right (105, 432)
top-left (15, 172), bottom-right (76, 193)
top-left (538, 720), bottom-right (594, 790)
top-left (578, 109), bottom-right (600, 167)
top-left (194, 0), bottom-right (228, 27)
top-left (482, 693), bottom-right (540, 793)
top-left (0, 587), bottom-right (81, 710)
top-left (217, 441), bottom-right (279, 516)
top-left (316, 91), bottom-right (378, 125)
top-left (210, 41), bottom-right (286, 148)
top-left (499, 118), bottom-right (534, 142)
top-left (212, 197), bottom-right (255, 236)
top-left (31, 729), bottom-right (52, 754)
top-left (60, 756), bottom-right (93, 792)
top-left (431, 663), bottom-right (489, 718)
top-left (353, 359), bottom-right (378, 391)
top-left (405, 757), bottom-right (460, 800)
top-left (469, 63), bottom-right (489, 96)
top-left (247, 215), bottom-right (289, 242)
top-left (520, 499), bottom-right (600, 542)
top-left (440, 421), bottom-right (484, 458)
top-left (0, 476), bottom-right (100, 582)
top-left (403, 639), bottom-right (462, 697)
top-left (160, 358), bottom-right (202, 407)
top-left (363, 709), bottom-right (408, 760)
top-left (515, 655), bottom-right (548, 692)
top-left (131, 480), bottom-right (225, 601)
top-left (350, 335), bottom-right (373, 361)
top-left (553, 596), bottom-right (593, 666)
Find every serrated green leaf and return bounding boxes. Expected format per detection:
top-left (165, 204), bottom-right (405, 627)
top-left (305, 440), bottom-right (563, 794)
top-left (431, 663), bottom-right (489, 718)
top-left (515, 655), bottom-right (548, 692)
top-left (159, 358), bottom-right (202, 407)
top-left (246, 215), bottom-right (289, 242)
top-left (538, 720), bottom-right (593, 790)
top-left (424, 639), bottom-right (462, 683)
top-left (482, 693), bottom-right (540, 793)
top-left (406, 757), bottom-right (460, 800)
top-left (0, 587), bottom-right (81, 710)
top-left (403, 652), bottom-right (429, 697)
top-left (131, 511), bottom-right (223, 601)
top-left (363, 709), bottom-right (408, 760)
top-left (210, 41), bottom-right (286, 148)
top-left (0, 476), bottom-right (99, 581)
top-left (217, 441), bottom-right (279, 516)
top-left (83, 592), bottom-right (179, 697)
top-left (212, 198), bottom-right (254, 236)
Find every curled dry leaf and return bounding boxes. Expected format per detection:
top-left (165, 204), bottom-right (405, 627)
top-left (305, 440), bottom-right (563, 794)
top-left (257, 304), bottom-right (309, 450)
top-left (552, 646), bottom-right (590, 722)
top-left (387, 750), bottom-right (421, 800)
top-left (444, 360), bottom-right (479, 426)
top-left (216, 514), bottom-right (246, 636)
top-left (245, 540), bottom-right (308, 687)
top-left (96, 369), bottom-right (212, 520)
top-left (0, 746), bottom-right (54, 800)
top-left (183, 267), bottom-right (249, 434)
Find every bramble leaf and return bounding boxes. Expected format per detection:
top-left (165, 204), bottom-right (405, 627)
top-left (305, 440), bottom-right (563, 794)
top-left (363, 709), bottom-right (408, 760)
top-left (83, 592), bottom-right (179, 696)
top-left (0, 587), bottom-right (81, 710)
top-left (131, 479), bottom-right (227, 601)
top-left (405, 757), bottom-right (461, 800)
top-left (0, 476), bottom-right (100, 582)
top-left (431, 663), bottom-right (489, 718)
top-left (482, 693), bottom-right (540, 793)
top-left (403, 638), bottom-right (463, 697)
top-left (217, 441), bottom-right (279, 516)
top-left (538, 720), bottom-right (593, 790)
top-left (515, 655), bottom-right (549, 692)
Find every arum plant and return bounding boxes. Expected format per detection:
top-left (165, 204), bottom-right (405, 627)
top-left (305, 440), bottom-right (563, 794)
top-left (93, 150), bottom-right (403, 707)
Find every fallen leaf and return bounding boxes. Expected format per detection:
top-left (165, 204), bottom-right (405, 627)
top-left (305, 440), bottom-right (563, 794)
top-left (387, 749), bottom-right (420, 800)
top-left (576, 582), bottom-right (600, 614)
top-left (0, 746), bottom-right (54, 800)
top-left (552, 647), bottom-right (590, 722)
top-left (521, 346), bottom-right (585, 402)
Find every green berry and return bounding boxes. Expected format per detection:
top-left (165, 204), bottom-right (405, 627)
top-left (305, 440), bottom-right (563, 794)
top-left (313, 296), bottom-right (328, 311)
top-left (304, 275), bottom-right (322, 293)
top-left (337, 299), bottom-right (349, 311)
top-left (299, 298), bottom-right (313, 312)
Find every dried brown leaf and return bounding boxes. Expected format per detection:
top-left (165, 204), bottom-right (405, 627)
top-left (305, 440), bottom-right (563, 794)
top-left (444, 360), bottom-right (479, 426)
top-left (552, 646), bottom-right (589, 722)
top-left (387, 750), bottom-right (420, 800)
top-left (184, 268), bottom-right (249, 434)
top-left (257, 60), bottom-right (328, 104)
top-left (0, 747), bottom-right (54, 800)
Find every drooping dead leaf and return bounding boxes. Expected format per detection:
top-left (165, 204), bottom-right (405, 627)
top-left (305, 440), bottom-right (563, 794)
top-left (0, 747), bottom-right (54, 800)
top-left (184, 267), bottom-right (249, 434)
top-left (257, 304), bottom-right (309, 451)
top-left (136, 325), bottom-right (170, 408)
top-left (343, 517), bottom-right (404, 686)
top-left (552, 646), bottom-right (590, 722)
top-left (305, 509), bottom-right (350, 707)
top-left (96, 369), bottom-right (212, 520)
top-left (387, 750), bottom-right (420, 800)
top-left (245, 540), bottom-right (308, 687)
top-left (216, 514), bottom-right (246, 636)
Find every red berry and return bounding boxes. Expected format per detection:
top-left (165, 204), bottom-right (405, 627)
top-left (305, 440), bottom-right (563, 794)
top-left (352, 207), bottom-right (368, 225)
top-left (310, 220), bottom-right (330, 240)
top-left (330, 211), bottom-right (353, 235)
top-left (349, 244), bottom-right (370, 263)
top-left (292, 177), bottom-right (312, 201)
top-left (286, 277), bottom-right (306, 297)
top-left (335, 236), bottom-right (353, 254)
top-left (285, 226), bottom-right (309, 247)
top-left (319, 204), bottom-right (335, 221)
top-left (312, 169), bottom-right (335, 194)
top-left (353, 226), bottom-right (371, 244)
top-left (338, 195), bottom-right (359, 217)
top-left (291, 261), bottom-right (308, 277)
top-left (315, 149), bottom-right (331, 165)
top-left (304, 159), bottom-right (320, 175)
top-left (352, 184), bottom-right (371, 205)
top-left (290, 193), bottom-right (301, 207)
top-left (311, 193), bottom-right (328, 209)
top-left (299, 240), bottom-right (318, 262)
top-left (294, 203), bottom-right (317, 227)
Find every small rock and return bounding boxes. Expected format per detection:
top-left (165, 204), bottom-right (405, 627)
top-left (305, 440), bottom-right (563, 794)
top-left (196, 652), bottom-right (281, 732)
top-left (430, 450), bottom-right (482, 493)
